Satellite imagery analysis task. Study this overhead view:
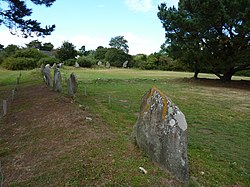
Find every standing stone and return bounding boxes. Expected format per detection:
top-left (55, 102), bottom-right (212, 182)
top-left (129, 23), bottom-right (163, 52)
top-left (40, 64), bottom-right (45, 74)
top-left (3, 100), bottom-right (7, 116)
top-left (97, 61), bottom-right (103, 66)
top-left (132, 87), bottom-right (188, 182)
top-left (58, 63), bottom-right (64, 68)
top-left (67, 73), bottom-right (78, 96)
top-left (106, 62), bottom-right (111, 68)
top-left (43, 66), bottom-right (52, 87)
top-left (75, 61), bottom-right (80, 68)
top-left (52, 63), bottom-right (57, 69)
top-left (123, 60), bottom-right (128, 68)
top-left (53, 68), bottom-right (62, 92)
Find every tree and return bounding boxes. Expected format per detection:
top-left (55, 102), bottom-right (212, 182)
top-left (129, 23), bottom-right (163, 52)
top-left (2, 44), bottom-right (20, 57)
top-left (0, 0), bottom-right (56, 37)
top-left (95, 46), bottom-right (108, 60)
top-left (40, 42), bottom-right (54, 51)
top-left (56, 41), bottom-right (77, 62)
top-left (109, 36), bottom-right (129, 54)
top-left (105, 48), bottom-right (132, 67)
top-left (158, 0), bottom-right (250, 81)
top-left (26, 40), bottom-right (42, 49)
top-left (0, 44), bottom-right (4, 51)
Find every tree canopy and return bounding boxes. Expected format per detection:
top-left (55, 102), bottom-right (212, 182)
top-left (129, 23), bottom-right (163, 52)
top-left (158, 0), bottom-right (250, 81)
top-left (0, 0), bottom-right (56, 37)
top-left (109, 36), bottom-right (129, 54)
top-left (56, 41), bottom-right (77, 62)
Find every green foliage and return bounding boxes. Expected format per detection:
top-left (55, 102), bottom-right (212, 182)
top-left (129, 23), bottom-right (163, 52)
top-left (38, 57), bottom-right (58, 66)
top-left (235, 70), bottom-right (250, 77)
top-left (95, 46), bottom-right (108, 60)
top-left (77, 55), bottom-right (95, 68)
top-left (26, 40), bottom-right (42, 49)
top-left (64, 59), bottom-right (76, 66)
top-left (109, 36), bottom-right (129, 54)
top-left (0, 0), bottom-right (56, 37)
top-left (13, 48), bottom-right (47, 61)
top-left (158, 0), bottom-right (250, 81)
top-left (133, 53), bottom-right (190, 71)
top-left (56, 41), bottom-right (77, 62)
top-left (105, 48), bottom-right (132, 67)
top-left (132, 54), bottom-right (147, 68)
top-left (1, 48), bottom-right (47, 70)
top-left (2, 57), bottom-right (36, 70)
top-left (1, 44), bottom-right (20, 58)
top-left (40, 42), bottom-right (54, 51)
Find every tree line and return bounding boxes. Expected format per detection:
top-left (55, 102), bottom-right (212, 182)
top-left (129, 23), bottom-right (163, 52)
top-left (0, 37), bottom-right (185, 71)
top-left (1, 0), bottom-right (249, 80)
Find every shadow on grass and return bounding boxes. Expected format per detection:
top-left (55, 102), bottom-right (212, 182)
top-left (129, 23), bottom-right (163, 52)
top-left (181, 77), bottom-right (250, 91)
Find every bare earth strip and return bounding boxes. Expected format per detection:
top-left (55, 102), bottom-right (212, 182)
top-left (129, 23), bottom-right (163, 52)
top-left (0, 85), bottom-right (114, 186)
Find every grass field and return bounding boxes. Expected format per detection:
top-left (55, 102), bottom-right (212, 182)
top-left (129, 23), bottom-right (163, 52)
top-left (0, 67), bottom-right (249, 186)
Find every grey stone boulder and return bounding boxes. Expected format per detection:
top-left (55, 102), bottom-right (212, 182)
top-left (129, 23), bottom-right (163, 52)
top-left (53, 68), bottom-right (62, 92)
top-left (67, 73), bottom-right (78, 96)
top-left (43, 65), bottom-right (52, 87)
top-left (132, 87), bottom-right (188, 182)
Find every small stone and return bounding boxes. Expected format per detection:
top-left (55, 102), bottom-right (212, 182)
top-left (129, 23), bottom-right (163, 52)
top-left (139, 167), bottom-right (147, 174)
top-left (85, 117), bottom-right (92, 121)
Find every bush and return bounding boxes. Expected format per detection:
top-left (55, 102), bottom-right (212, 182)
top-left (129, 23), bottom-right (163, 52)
top-left (64, 59), bottom-right (76, 66)
top-left (235, 70), bottom-right (250, 77)
top-left (14, 48), bottom-right (47, 61)
top-left (2, 57), bottom-right (36, 70)
top-left (77, 56), bottom-right (95, 68)
top-left (105, 48), bottom-right (132, 67)
top-left (38, 57), bottom-right (59, 66)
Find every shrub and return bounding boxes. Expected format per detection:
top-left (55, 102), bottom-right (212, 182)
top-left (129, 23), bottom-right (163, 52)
top-left (77, 56), bottom-right (95, 68)
top-left (14, 48), bottom-right (47, 61)
top-left (105, 48), bottom-right (132, 67)
top-left (2, 57), bottom-right (36, 70)
top-left (64, 59), bottom-right (76, 66)
top-left (38, 57), bottom-right (59, 66)
top-left (235, 70), bottom-right (250, 77)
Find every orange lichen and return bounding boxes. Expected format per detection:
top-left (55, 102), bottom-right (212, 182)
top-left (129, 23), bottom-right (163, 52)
top-left (141, 86), bottom-right (168, 120)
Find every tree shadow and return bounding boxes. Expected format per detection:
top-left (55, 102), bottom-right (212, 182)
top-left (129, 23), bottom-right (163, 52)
top-left (182, 77), bottom-right (250, 91)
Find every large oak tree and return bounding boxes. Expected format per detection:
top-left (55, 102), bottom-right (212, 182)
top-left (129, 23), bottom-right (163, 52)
top-left (0, 0), bottom-right (56, 37)
top-left (158, 0), bottom-right (250, 81)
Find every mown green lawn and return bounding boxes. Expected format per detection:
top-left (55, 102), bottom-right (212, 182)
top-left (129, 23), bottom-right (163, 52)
top-left (1, 67), bottom-right (249, 186)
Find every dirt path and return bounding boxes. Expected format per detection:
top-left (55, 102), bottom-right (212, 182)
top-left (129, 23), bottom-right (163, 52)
top-left (0, 84), bottom-right (114, 186)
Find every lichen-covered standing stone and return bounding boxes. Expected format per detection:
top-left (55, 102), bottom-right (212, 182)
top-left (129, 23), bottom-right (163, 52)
top-left (53, 68), bottom-right (62, 92)
top-left (67, 73), bottom-right (78, 96)
top-left (43, 66), bottom-right (52, 87)
top-left (132, 87), bottom-right (188, 182)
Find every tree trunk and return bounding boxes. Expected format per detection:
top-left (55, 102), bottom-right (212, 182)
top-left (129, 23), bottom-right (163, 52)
top-left (220, 69), bottom-right (235, 82)
top-left (193, 62), bottom-right (199, 79)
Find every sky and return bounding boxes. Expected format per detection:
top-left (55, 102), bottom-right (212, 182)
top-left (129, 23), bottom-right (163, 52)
top-left (0, 0), bottom-right (178, 55)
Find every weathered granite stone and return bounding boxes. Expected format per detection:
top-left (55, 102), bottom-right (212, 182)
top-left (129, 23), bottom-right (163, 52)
top-left (52, 63), bottom-right (57, 69)
top-left (132, 87), bottom-right (188, 182)
top-left (123, 60), bottom-right (128, 68)
top-left (58, 63), bottom-right (64, 68)
top-left (53, 68), bottom-right (62, 92)
top-left (75, 61), bottom-right (80, 68)
top-left (67, 73), bottom-right (78, 96)
top-left (97, 61), bottom-right (103, 66)
top-left (43, 66), bottom-right (52, 87)
top-left (106, 62), bottom-right (110, 68)
top-left (40, 64), bottom-right (45, 74)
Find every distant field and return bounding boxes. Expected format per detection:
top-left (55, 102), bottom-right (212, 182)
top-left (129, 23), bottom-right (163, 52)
top-left (0, 67), bottom-right (249, 186)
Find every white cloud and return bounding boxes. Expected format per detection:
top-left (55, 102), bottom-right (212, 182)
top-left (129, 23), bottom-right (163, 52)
top-left (123, 32), bottom-right (161, 55)
top-left (125, 0), bottom-right (154, 12)
top-left (0, 29), bottom-right (161, 55)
